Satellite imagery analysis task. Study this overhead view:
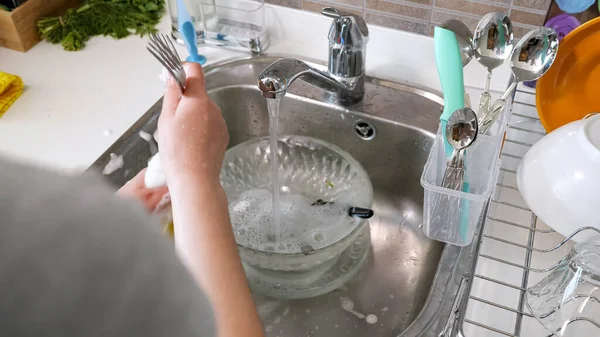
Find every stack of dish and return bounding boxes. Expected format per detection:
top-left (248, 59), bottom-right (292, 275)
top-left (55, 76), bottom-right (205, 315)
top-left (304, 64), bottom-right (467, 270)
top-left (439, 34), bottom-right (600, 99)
top-left (518, 17), bottom-right (600, 243)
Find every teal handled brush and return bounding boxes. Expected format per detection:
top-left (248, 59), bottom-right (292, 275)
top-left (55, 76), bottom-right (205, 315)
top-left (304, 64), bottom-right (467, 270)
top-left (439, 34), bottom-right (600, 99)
top-left (434, 26), bottom-right (465, 158)
top-left (434, 26), bottom-right (470, 243)
top-left (177, 0), bottom-right (207, 65)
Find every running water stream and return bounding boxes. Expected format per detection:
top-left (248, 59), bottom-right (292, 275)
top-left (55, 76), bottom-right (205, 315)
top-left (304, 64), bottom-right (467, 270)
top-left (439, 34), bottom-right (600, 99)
top-left (267, 98), bottom-right (282, 240)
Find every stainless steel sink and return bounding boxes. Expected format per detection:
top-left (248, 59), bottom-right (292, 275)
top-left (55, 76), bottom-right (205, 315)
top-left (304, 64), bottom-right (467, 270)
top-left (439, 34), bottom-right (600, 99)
top-left (90, 55), bottom-right (473, 337)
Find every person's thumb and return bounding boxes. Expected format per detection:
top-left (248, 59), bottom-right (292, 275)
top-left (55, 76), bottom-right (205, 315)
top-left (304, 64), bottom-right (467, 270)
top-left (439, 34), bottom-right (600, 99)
top-left (161, 70), bottom-right (181, 116)
top-left (181, 62), bottom-right (207, 98)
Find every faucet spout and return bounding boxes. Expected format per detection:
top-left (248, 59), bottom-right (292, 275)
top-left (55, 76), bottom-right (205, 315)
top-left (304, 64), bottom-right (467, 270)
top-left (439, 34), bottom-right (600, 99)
top-left (257, 7), bottom-right (368, 105)
top-left (257, 58), bottom-right (364, 104)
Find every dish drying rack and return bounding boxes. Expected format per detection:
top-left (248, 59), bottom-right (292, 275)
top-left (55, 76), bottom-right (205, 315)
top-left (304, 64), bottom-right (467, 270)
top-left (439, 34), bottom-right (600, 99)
top-left (441, 84), bottom-right (600, 337)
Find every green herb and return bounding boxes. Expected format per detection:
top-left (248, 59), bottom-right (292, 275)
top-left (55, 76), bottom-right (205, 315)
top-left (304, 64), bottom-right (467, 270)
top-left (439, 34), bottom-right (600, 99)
top-left (37, 0), bottom-right (165, 51)
top-left (325, 180), bottom-right (334, 189)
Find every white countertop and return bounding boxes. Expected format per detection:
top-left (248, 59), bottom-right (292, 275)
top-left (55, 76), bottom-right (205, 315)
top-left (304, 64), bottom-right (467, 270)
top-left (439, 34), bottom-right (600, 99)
top-left (0, 5), bottom-right (511, 171)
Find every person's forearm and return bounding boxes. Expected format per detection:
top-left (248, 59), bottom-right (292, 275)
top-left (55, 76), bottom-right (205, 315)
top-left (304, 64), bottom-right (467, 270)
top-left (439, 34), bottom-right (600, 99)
top-left (169, 178), bottom-right (264, 337)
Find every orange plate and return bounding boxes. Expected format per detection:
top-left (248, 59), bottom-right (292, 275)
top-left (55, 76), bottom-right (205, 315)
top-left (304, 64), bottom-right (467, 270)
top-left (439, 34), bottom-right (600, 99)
top-left (537, 17), bottom-right (600, 132)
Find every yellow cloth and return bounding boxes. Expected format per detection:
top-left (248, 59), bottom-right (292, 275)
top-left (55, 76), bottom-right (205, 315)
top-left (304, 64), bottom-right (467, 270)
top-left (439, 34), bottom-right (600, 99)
top-left (0, 71), bottom-right (24, 116)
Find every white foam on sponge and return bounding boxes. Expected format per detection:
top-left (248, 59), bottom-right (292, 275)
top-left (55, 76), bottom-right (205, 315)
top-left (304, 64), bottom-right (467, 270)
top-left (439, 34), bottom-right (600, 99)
top-left (229, 188), bottom-right (361, 254)
top-left (145, 153), bottom-right (166, 188)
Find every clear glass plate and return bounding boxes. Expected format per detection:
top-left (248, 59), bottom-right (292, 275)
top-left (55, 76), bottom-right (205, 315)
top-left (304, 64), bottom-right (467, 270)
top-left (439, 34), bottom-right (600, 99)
top-left (526, 239), bottom-right (600, 336)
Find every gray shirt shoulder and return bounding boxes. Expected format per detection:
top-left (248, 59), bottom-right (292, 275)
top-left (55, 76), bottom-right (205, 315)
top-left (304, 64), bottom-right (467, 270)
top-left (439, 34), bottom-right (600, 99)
top-left (0, 159), bottom-right (215, 337)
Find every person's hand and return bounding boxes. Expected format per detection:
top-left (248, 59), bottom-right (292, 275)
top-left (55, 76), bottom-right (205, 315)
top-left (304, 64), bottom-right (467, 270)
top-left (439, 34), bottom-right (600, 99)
top-left (156, 65), bottom-right (264, 337)
top-left (157, 62), bottom-right (229, 189)
top-left (117, 168), bottom-right (170, 213)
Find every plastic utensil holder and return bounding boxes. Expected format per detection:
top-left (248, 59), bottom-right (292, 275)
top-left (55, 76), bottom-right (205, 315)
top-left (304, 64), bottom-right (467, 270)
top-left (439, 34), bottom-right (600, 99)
top-left (420, 127), bottom-right (503, 246)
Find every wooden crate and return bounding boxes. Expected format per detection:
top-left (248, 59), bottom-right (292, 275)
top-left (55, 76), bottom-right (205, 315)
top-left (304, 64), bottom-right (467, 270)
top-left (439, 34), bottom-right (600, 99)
top-left (0, 0), bottom-right (81, 52)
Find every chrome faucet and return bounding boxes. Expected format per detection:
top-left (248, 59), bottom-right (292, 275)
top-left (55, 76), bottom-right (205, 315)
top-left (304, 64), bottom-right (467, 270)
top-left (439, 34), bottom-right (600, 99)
top-left (257, 7), bottom-right (369, 105)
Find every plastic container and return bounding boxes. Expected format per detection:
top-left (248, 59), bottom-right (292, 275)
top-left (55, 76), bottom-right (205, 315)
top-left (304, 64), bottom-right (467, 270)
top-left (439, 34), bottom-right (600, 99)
top-left (420, 128), bottom-right (503, 246)
top-left (167, 0), bottom-right (268, 54)
top-left (419, 83), bottom-right (512, 246)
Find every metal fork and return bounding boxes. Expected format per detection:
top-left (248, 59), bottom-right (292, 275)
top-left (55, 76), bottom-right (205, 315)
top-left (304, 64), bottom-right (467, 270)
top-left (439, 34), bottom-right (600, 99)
top-left (147, 33), bottom-right (186, 93)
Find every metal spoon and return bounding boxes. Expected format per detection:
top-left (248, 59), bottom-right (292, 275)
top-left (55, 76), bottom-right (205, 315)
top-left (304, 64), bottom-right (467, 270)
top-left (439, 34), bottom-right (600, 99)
top-left (431, 108), bottom-right (477, 243)
top-left (479, 27), bottom-right (559, 134)
top-left (447, 107), bottom-right (478, 152)
top-left (441, 19), bottom-right (474, 108)
top-left (473, 12), bottom-right (514, 117)
top-left (443, 107), bottom-right (478, 190)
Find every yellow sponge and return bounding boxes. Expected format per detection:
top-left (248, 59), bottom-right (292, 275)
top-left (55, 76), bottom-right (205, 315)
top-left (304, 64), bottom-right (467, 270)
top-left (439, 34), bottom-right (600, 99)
top-left (0, 71), bottom-right (24, 116)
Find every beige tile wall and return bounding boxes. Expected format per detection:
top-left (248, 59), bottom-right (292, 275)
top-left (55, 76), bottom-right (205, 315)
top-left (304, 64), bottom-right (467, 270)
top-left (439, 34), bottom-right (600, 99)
top-left (267, 0), bottom-right (551, 38)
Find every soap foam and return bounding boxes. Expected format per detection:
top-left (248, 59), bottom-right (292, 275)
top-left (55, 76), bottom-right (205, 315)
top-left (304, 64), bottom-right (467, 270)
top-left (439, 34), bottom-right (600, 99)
top-left (229, 188), bottom-right (361, 254)
top-left (102, 153), bottom-right (123, 175)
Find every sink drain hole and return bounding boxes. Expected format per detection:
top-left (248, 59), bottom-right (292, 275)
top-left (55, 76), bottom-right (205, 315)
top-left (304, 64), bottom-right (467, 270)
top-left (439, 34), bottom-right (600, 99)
top-left (354, 120), bottom-right (376, 140)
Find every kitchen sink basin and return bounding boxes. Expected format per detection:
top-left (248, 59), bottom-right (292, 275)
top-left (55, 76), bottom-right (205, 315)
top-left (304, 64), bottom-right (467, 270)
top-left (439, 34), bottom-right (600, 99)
top-left (90, 55), bottom-right (472, 337)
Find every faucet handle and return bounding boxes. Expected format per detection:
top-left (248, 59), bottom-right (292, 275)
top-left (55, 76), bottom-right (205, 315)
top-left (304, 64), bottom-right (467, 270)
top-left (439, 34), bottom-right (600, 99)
top-left (321, 7), bottom-right (369, 45)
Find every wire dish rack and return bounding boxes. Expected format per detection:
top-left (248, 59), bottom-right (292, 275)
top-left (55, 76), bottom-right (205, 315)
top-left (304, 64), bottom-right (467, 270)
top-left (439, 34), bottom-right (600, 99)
top-left (441, 84), bottom-right (600, 337)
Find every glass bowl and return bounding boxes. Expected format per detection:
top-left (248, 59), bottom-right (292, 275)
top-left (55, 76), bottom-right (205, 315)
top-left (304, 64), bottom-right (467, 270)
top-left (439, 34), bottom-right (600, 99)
top-left (221, 135), bottom-right (373, 270)
top-left (220, 135), bottom-right (373, 298)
